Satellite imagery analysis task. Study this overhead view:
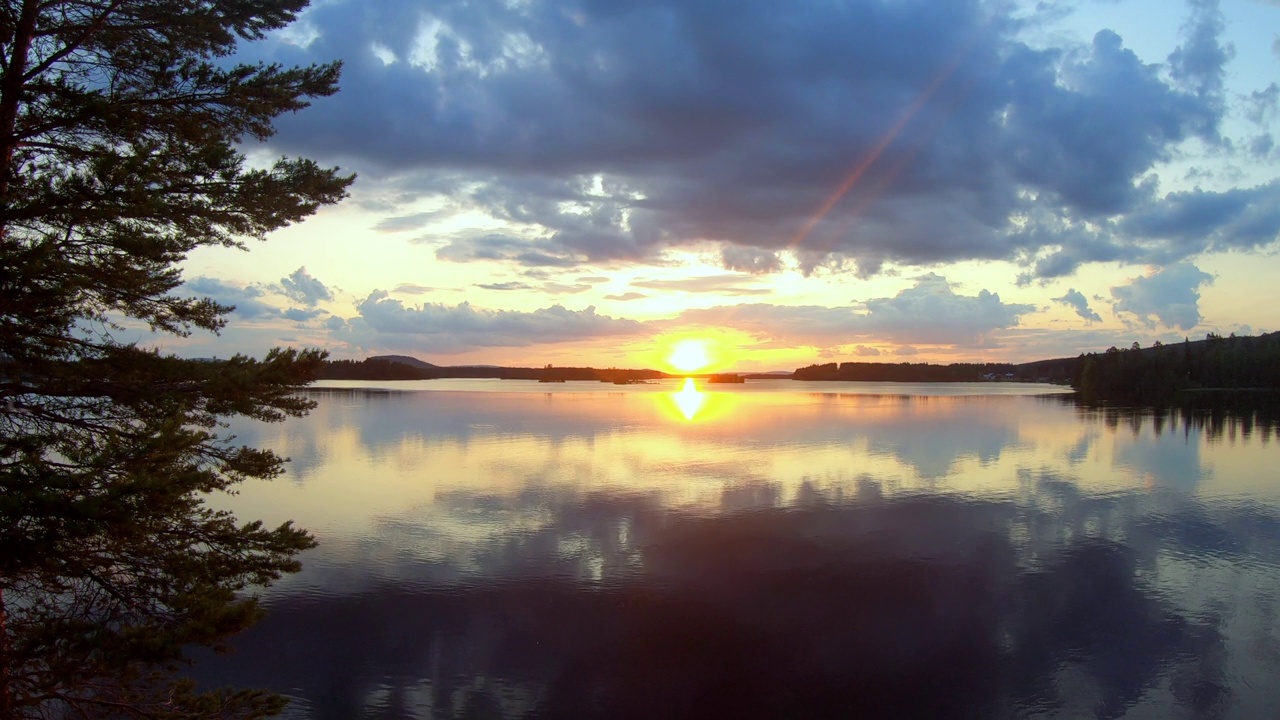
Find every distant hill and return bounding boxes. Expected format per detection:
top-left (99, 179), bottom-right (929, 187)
top-left (369, 355), bottom-right (437, 369)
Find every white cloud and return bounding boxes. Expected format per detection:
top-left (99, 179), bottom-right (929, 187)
top-left (279, 266), bottom-right (335, 306)
top-left (183, 276), bottom-right (278, 319)
top-left (675, 274), bottom-right (1035, 348)
top-left (1111, 263), bottom-right (1214, 330)
top-left (338, 291), bottom-right (649, 354)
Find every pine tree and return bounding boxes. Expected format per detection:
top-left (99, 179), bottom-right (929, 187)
top-left (0, 1), bottom-right (353, 716)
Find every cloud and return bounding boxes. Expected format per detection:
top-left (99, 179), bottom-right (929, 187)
top-left (675, 274), bottom-right (1035, 347)
top-left (854, 345), bottom-right (882, 356)
top-left (374, 209), bottom-right (455, 232)
top-left (1243, 83), bottom-right (1278, 125)
top-left (1248, 134), bottom-right (1275, 160)
top-left (631, 275), bottom-right (771, 296)
top-left (857, 274), bottom-right (1037, 345)
top-left (279, 267), bottom-right (334, 306)
top-left (183, 276), bottom-right (278, 319)
top-left (339, 291), bottom-right (649, 353)
top-left (1167, 0), bottom-right (1233, 106)
top-left (475, 281), bottom-right (534, 291)
top-left (605, 292), bottom-right (647, 301)
top-left (540, 283), bottom-right (592, 295)
top-left (393, 283), bottom-right (436, 295)
top-left (435, 233), bottom-right (581, 268)
top-left (282, 307), bottom-right (326, 322)
top-left (244, 0), bottom-right (1255, 277)
top-left (722, 247), bottom-right (784, 275)
top-left (1053, 288), bottom-right (1103, 323)
top-left (1119, 181), bottom-right (1280, 258)
top-left (1111, 263), bottom-right (1214, 330)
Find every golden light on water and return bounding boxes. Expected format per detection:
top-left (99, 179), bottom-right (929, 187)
top-left (671, 377), bottom-right (706, 421)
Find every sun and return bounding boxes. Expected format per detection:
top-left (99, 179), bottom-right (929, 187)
top-left (666, 338), bottom-right (712, 374)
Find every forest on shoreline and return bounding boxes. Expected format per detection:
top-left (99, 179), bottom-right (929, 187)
top-left (315, 332), bottom-right (1280, 405)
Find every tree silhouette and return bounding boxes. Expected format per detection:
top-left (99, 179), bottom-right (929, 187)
top-left (0, 1), bottom-right (352, 716)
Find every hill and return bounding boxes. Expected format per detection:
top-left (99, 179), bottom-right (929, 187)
top-left (369, 354), bottom-right (438, 369)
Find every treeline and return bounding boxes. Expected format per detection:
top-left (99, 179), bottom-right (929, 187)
top-left (793, 361), bottom-right (1017, 382)
top-left (319, 358), bottom-right (434, 380)
top-left (1074, 332), bottom-right (1280, 404)
top-left (317, 359), bottom-right (667, 382)
top-left (1053, 393), bottom-right (1280, 441)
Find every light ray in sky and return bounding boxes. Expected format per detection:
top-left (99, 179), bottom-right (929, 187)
top-left (788, 31), bottom-right (982, 253)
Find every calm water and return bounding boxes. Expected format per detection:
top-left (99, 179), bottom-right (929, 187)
top-left (195, 379), bottom-right (1280, 719)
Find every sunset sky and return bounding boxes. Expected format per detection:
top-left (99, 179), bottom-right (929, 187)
top-left (167, 0), bottom-right (1280, 373)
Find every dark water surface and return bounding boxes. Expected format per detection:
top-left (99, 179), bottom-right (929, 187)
top-left (195, 380), bottom-right (1280, 719)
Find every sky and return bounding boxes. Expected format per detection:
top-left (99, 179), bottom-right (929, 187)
top-left (166, 0), bottom-right (1280, 373)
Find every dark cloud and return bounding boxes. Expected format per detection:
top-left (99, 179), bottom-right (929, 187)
top-left (244, 0), bottom-right (1257, 276)
top-left (1019, 229), bottom-right (1135, 283)
top-left (631, 275), bottom-right (771, 296)
top-left (854, 345), bottom-right (882, 356)
top-left (278, 266), bottom-right (334, 306)
top-left (1111, 263), bottom-right (1214, 330)
top-left (675, 274), bottom-right (1035, 347)
top-left (1007, 29), bottom-right (1217, 217)
top-left (1019, 178), bottom-right (1280, 282)
top-left (475, 281), bottom-right (534, 291)
top-left (339, 291), bottom-right (649, 353)
top-left (1054, 288), bottom-right (1103, 323)
top-left (1119, 181), bottom-right (1280, 257)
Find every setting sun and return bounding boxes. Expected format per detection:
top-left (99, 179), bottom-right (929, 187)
top-left (666, 338), bottom-right (712, 373)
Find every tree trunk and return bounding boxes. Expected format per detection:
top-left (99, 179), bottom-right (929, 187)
top-left (0, 0), bottom-right (40, 213)
top-left (0, 586), bottom-right (12, 719)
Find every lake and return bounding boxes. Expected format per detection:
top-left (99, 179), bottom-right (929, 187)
top-left (194, 379), bottom-right (1280, 719)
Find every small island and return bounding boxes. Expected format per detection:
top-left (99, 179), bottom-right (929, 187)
top-left (706, 373), bottom-right (745, 383)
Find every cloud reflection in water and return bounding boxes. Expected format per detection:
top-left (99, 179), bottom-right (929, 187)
top-left (198, 387), bottom-right (1280, 719)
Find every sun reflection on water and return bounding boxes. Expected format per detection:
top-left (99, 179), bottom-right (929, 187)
top-left (671, 377), bottom-right (705, 421)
